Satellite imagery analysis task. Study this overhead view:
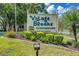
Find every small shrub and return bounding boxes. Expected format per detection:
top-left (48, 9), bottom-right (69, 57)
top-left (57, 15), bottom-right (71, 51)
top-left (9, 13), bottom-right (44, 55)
top-left (19, 32), bottom-right (25, 37)
top-left (54, 35), bottom-right (63, 44)
top-left (72, 40), bottom-right (79, 48)
top-left (45, 34), bottom-right (54, 43)
top-left (19, 31), bottom-right (36, 40)
top-left (25, 31), bottom-right (33, 39)
top-left (36, 32), bottom-right (45, 40)
top-left (30, 35), bottom-right (36, 41)
top-left (66, 39), bottom-right (73, 45)
top-left (62, 38), bottom-right (69, 45)
top-left (20, 31), bottom-right (33, 40)
top-left (39, 37), bottom-right (45, 42)
top-left (5, 31), bottom-right (16, 38)
top-left (62, 36), bottom-right (73, 45)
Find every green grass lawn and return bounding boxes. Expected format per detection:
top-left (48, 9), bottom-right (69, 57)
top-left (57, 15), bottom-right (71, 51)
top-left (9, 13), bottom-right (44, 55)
top-left (0, 36), bottom-right (79, 56)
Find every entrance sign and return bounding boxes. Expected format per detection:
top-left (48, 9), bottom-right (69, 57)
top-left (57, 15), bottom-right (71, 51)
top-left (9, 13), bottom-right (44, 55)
top-left (27, 14), bottom-right (58, 32)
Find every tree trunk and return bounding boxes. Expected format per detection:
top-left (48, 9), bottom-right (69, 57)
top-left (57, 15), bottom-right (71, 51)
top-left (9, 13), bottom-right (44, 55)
top-left (6, 24), bottom-right (9, 32)
top-left (24, 23), bottom-right (27, 31)
top-left (72, 23), bottom-right (77, 42)
top-left (11, 25), bottom-right (14, 31)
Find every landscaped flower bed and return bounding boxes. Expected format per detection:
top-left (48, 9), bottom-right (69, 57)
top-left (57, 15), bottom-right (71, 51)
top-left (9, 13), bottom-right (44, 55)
top-left (4, 31), bottom-right (79, 51)
top-left (19, 31), bottom-right (64, 44)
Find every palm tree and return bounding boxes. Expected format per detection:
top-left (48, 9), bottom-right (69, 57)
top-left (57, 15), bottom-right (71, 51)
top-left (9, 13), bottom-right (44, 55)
top-left (62, 9), bottom-right (79, 42)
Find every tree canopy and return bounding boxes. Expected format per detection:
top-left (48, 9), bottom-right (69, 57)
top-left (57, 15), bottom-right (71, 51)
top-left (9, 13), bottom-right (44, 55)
top-left (62, 8), bottom-right (79, 42)
top-left (0, 3), bottom-right (47, 31)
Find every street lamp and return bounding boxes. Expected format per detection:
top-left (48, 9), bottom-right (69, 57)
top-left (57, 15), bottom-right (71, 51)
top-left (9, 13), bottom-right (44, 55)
top-left (33, 42), bottom-right (40, 56)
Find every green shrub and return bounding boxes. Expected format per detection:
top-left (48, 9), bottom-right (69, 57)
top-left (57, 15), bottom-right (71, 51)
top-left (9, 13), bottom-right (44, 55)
top-left (19, 31), bottom-right (36, 41)
top-left (30, 35), bottom-right (36, 41)
top-left (62, 38), bottom-right (69, 45)
top-left (39, 37), bottom-right (46, 42)
top-left (72, 40), bottom-right (79, 48)
top-left (22, 31), bottom-right (33, 39)
top-left (5, 31), bottom-right (16, 38)
top-left (62, 36), bottom-right (73, 45)
top-left (45, 34), bottom-right (54, 43)
top-left (36, 32), bottom-right (45, 40)
top-left (25, 31), bottom-right (32, 39)
top-left (19, 32), bottom-right (25, 37)
top-left (67, 39), bottom-right (73, 45)
top-left (54, 35), bottom-right (63, 44)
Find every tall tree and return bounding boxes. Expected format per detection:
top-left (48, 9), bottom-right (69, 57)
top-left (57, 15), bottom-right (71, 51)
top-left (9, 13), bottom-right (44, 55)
top-left (0, 3), bottom-right (47, 31)
top-left (0, 4), bottom-right (15, 31)
top-left (62, 9), bottom-right (79, 42)
top-left (16, 3), bottom-right (47, 31)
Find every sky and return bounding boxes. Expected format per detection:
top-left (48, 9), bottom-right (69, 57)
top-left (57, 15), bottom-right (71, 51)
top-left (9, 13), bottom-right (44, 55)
top-left (44, 3), bottom-right (79, 18)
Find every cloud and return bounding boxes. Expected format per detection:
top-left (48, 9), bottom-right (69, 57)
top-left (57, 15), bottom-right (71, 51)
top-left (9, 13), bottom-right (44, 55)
top-left (57, 6), bottom-right (65, 18)
top-left (46, 5), bottom-right (68, 15)
top-left (44, 3), bottom-right (50, 6)
top-left (57, 5), bottom-right (71, 18)
top-left (63, 8), bottom-right (69, 13)
top-left (57, 6), bottom-right (64, 14)
top-left (46, 4), bottom-right (75, 18)
top-left (57, 6), bottom-right (64, 10)
top-left (46, 5), bottom-right (56, 14)
top-left (46, 5), bottom-right (67, 17)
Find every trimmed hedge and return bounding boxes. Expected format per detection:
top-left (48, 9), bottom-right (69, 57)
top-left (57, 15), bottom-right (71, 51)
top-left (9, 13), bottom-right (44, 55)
top-left (36, 32), bottom-right (45, 41)
top-left (6, 31), bottom-right (79, 48)
top-left (36, 32), bottom-right (45, 39)
top-left (5, 31), bottom-right (78, 48)
top-left (30, 35), bottom-right (36, 41)
top-left (19, 31), bottom-right (64, 45)
top-left (24, 31), bottom-right (33, 39)
top-left (5, 31), bottom-right (16, 38)
top-left (54, 35), bottom-right (63, 44)
top-left (20, 31), bottom-right (32, 39)
top-left (45, 34), bottom-right (54, 43)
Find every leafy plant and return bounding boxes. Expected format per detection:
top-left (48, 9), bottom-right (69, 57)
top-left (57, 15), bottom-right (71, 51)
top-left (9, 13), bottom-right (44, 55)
top-left (36, 32), bottom-right (45, 40)
top-left (72, 40), bottom-right (79, 48)
top-left (62, 36), bottom-right (73, 45)
top-left (5, 31), bottom-right (16, 38)
top-left (62, 9), bottom-right (79, 42)
top-left (19, 32), bottom-right (25, 37)
top-left (22, 31), bottom-right (33, 39)
top-left (54, 35), bottom-right (63, 44)
top-left (30, 35), bottom-right (36, 41)
top-left (45, 34), bottom-right (54, 43)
